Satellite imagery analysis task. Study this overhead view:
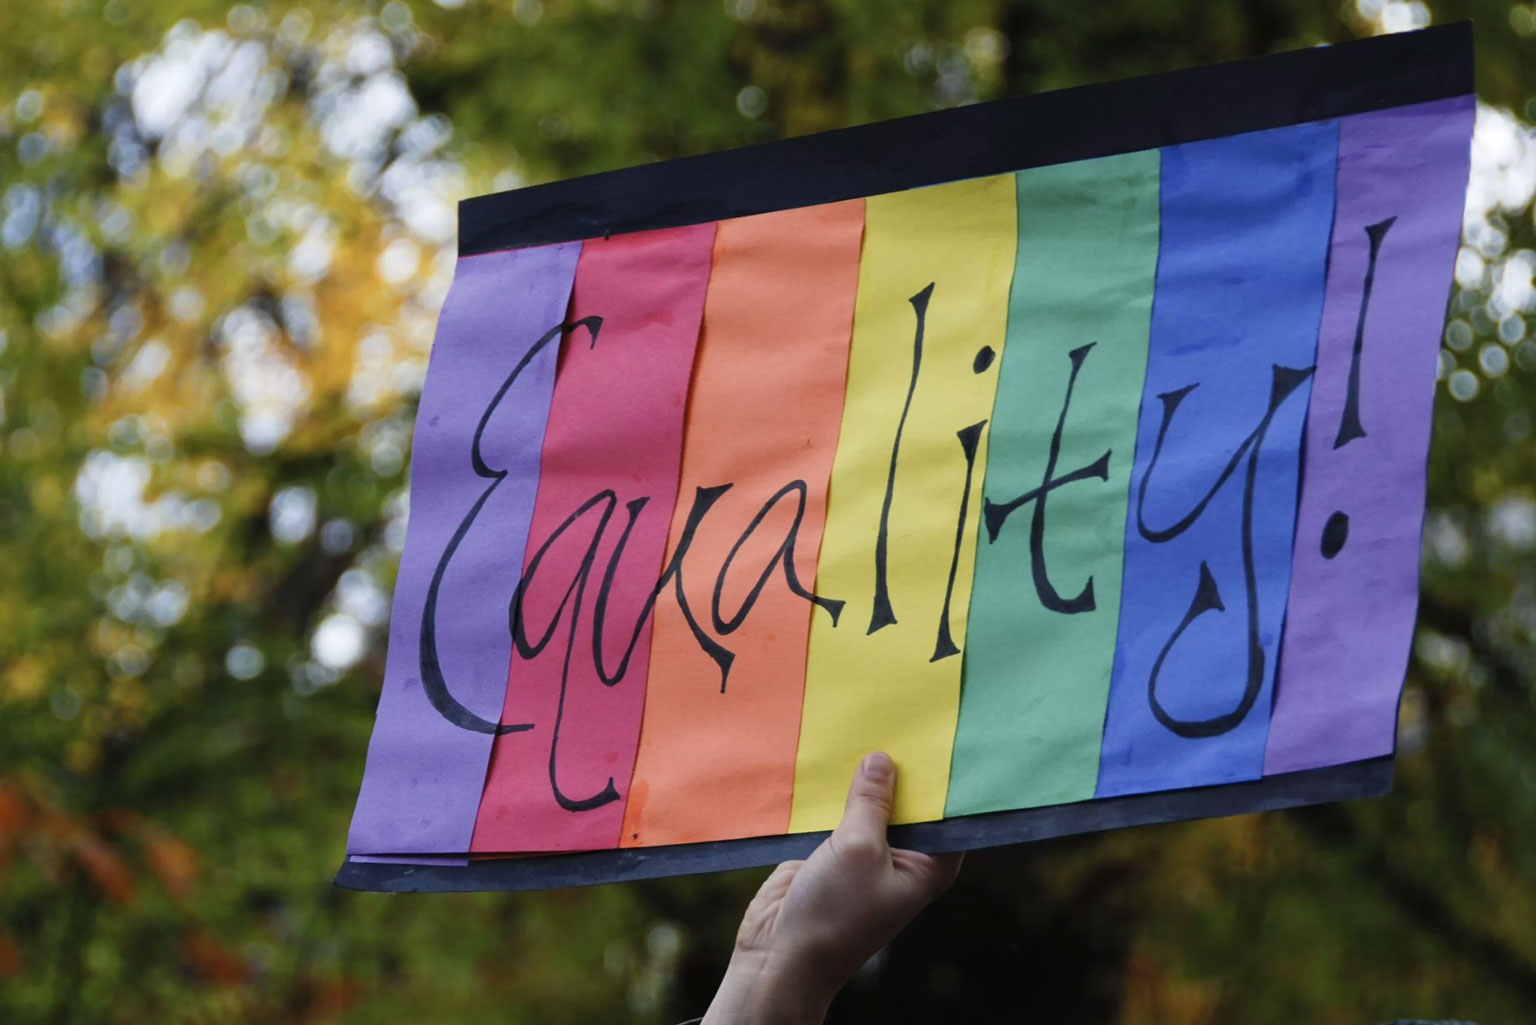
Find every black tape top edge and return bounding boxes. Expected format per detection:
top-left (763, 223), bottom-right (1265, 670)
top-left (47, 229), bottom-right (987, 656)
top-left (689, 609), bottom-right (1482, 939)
top-left (458, 23), bottom-right (1472, 255)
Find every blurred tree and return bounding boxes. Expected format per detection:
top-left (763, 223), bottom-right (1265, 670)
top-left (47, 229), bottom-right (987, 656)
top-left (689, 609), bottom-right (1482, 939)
top-left (1, 1), bottom-right (1534, 1023)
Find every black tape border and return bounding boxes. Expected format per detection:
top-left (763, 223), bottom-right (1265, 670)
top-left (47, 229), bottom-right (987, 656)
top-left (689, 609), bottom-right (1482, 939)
top-left (459, 24), bottom-right (1471, 255)
top-left (336, 756), bottom-right (1392, 893)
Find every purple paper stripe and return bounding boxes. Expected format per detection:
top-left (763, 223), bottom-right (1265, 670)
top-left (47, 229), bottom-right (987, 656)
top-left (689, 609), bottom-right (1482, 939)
top-left (347, 242), bottom-right (582, 854)
top-left (1265, 97), bottom-right (1473, 776)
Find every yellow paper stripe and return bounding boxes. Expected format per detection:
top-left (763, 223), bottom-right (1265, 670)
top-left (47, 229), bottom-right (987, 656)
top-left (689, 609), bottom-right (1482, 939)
top-left (789, 175), bottom-right (1017, 830)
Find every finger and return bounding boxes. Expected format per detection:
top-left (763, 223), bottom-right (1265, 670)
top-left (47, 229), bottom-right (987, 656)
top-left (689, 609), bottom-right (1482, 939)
top-left (832, 751), bottom-right (897, 853)
top-left (892, 848), bottom-right (964, 896)
top-left (738, 860), bottom-right (804, 950)
top-left (755, 859), bottom-right (803, 903)
top-left (925, 850), bottom-right (964, 893)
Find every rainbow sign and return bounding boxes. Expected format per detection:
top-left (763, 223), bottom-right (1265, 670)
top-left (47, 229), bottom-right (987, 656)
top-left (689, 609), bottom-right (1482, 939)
top-left (340, 26), bottom-right (1473, 891)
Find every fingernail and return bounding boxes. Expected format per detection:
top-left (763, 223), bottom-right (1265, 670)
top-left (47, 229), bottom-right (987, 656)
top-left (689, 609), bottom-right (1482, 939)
top-left (861, 752), bottom-right (894, 783)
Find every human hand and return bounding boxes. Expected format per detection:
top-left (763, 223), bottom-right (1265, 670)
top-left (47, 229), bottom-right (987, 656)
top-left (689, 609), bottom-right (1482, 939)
top-left (701, 752), bottom-right (964, 1025)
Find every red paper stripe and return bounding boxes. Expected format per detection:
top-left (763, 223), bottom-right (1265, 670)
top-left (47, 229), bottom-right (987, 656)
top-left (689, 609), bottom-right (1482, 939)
top-left (471, 223), bottom-right (716, 853)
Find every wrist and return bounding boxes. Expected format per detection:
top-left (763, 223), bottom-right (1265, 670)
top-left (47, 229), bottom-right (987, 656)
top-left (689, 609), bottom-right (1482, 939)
top-left (701, 949), bottom-right (833, 1025)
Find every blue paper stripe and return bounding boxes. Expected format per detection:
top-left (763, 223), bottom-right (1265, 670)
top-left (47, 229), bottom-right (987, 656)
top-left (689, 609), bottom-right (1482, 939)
top-left (1095, 122), bottom-right (1338, 798)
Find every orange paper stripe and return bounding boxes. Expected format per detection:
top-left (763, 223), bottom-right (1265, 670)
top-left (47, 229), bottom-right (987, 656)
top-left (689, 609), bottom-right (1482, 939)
top-left (620, 200), bottom-right (865, 847)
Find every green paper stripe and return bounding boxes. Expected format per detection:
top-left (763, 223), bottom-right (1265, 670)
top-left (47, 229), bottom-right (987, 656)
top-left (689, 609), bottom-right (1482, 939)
top-left (946, 151), bottom-right (1161, 816)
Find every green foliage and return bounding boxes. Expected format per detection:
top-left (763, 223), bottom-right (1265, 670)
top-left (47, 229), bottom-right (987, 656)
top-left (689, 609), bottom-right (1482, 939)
top-left (2, 1), bottom-right (1535, 1022)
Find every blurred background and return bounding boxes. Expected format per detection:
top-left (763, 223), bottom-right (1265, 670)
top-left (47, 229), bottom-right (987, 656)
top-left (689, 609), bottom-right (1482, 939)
top-left (2, 0), bottom-right (1535, 1022)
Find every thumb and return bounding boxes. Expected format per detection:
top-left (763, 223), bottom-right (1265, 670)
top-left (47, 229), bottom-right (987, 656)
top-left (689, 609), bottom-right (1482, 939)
top-left (833, 751), bottom-right (897, 852)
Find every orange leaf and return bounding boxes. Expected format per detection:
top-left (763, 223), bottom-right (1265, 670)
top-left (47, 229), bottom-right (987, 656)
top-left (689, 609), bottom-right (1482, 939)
top-left (71, 834), bottom-right (135, 905)
top-left (0, 784), bottom-right (30, 837)
top-left (0, 929), bottom-right (21, 978)
top-left (183, 929), bottom-right (250, 986)
top-left (140, 826), bottom-right (198, 899)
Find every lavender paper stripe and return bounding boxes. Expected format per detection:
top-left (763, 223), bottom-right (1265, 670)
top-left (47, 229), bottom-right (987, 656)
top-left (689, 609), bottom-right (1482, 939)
top-left (347, 242), bottom-right (581, 854)
top-left (1265, 97), bottom-right (1473, 775)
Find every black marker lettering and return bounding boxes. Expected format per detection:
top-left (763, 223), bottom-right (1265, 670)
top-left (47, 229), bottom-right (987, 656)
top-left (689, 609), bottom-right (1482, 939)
top-left (870, 283), bottom-right (933, 634)
top-left (1147, 562), bottom-right (1227, 736)
top-left (983, 343), bottom-right (1110, 614)
top-left (509, 489), bottom-right (623, 812)
top-left (420, 316), bottom-right (602, 735)
top-left (1334, 216), bottom-right (1396, 449)
top-left (1321, 215), bottom-right (1395, 560)
top-left (1139, 363), bottom-right (1313, 738)
top-left (591, 486), bottom-right (736, 690)
top-left (1320, 510), bottom-right (1349, 559)
top-left (712, 480), bottom-right (844, 690)
top-left (931, 420), bottom-right (986, 662)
